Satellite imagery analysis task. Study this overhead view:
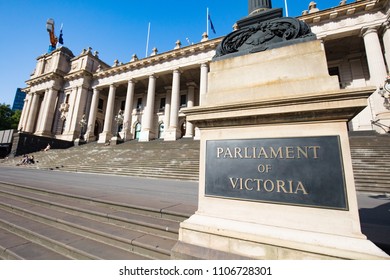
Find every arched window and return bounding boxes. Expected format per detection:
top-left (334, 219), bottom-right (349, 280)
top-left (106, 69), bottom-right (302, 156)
top-left (135, 122), bottom-right (141, 140)
top-left (158, 123), bottom-right (164, 139)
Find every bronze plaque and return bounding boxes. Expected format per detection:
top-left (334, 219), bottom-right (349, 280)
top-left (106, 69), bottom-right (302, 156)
top-left (205, 136), bottom-right (348, 210)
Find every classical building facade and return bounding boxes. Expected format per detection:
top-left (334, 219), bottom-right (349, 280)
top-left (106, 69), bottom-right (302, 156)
top-left (18, 0), bottom-right (390, 144)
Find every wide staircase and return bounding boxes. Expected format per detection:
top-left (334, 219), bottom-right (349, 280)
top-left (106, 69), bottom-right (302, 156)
top-left (0, 134), bottom-right (390, 259)
top-left (1, 139), bottom-right (200, 181)
top-left (349, 133), bottom-right (390, 194)
top-left (0, 180), bottom-right (189, 260)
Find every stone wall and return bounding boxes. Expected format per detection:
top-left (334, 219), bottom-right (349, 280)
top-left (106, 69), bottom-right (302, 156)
top-left (10, 133), bottom-right (73, 157)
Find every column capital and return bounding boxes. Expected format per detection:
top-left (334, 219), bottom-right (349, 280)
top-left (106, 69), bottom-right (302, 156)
top-left (381, 21), bottom-right (390, 32)
top-left (186, 82), bottom-right (198, 88)
top-left (360, 26), bottom-right (379, 37)
top-left (128, 78), bottom-right (137, 84)
top-left (172, 68), bottom-right (182, 74)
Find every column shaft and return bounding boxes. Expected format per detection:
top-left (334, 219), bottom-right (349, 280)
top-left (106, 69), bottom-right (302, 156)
top-left (98, 84), bottom-right (116, 143)
top-left (36, 88), bottom-right (58, 136)
top-left (25, 93), bottom-right (40, 133)
top-left (139, 75), bottom-right (156, 141)
top-left (199, 63), bottom-right (209, 105)
top-left (85, 88), bottom-right (100, 141)
top-left (165, 69), bottom-right (181, 141)
top-left (122, 80), bottom-right (136, 141)
top-left (184, 83), bottom-right (196, 138)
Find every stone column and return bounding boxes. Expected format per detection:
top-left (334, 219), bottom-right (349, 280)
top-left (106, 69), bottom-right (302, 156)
top-left (62, 88), bottom-right (77, 135)
top-left (163, 86), bottom-right (172, 137)
top-left (84, 88), bottom-right (100, 142)
top-left (165, 69), bottom-right (181, 141)
top-left (348, 57), bottom-right (373, 131)
top-left (65, 86), bottom-right (89, 141)
top-left (122, 79), bottom-right (136, 141)
top-left (98, 84), bottom-right (116, 143)
top-left (199, 63), bottom-right (209, 105)
top-left (184, 82), bottom-right (196, 138)
top-left (35, 88), bottom-right (58, 136)
top-left (18, 94), bottom-right (30, 132)
top-left (139, 75), bottom-right (157, 142)
top-left (382, 22), bottom-right (390, 73)
top-left (25, 92), bottom-right (40, 133)
top-left (362, 27), bottom-right (389, 132)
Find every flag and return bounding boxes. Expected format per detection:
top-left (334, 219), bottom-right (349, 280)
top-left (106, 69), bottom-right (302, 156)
top-left (208, 14), bottom-right (216, 34)
top-left (58, 24), bottom-right (64, 45)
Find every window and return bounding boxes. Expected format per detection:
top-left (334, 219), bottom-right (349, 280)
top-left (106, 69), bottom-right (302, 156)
top-left (98, 98), bottom-right (104, 111)
top-left (159, 97), bottom-right (166, 112)
top-left (121, 100), bottom-right (125, 110)
top-left (180, 95), bottom-right (187, 108)
top-left (136, 98), bottom-right (143, 111)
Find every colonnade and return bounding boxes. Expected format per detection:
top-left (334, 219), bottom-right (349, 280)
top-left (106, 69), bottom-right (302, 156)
top-left (86, 63), bottom-right (209, 143)
top-left (359, 23), bottom-right (390, 131)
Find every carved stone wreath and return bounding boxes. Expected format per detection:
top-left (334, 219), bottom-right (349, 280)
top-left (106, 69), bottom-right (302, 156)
top-left (214, 17), bottom-right (316, 60)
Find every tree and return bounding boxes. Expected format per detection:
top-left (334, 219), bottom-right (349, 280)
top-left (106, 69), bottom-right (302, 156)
top-left (0, 103), bottom-right (21, 130)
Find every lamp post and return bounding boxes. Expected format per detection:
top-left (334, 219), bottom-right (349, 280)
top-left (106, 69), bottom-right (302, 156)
top-left (378, 76), bottom-right (390, 110)
top-left (114, 109), bottom-right (124, 137)
top-left (79, 114), bottom-right (87, 140)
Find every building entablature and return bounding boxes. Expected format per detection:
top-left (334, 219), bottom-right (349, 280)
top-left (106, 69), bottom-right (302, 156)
top-left (300, 0), bottom-right (388, 40)
top-left (26, 77), bottom-right (63, 94)
top-left (26, 71), bottom-right (64, 89)
top-left (64, 75), bottom-right (92, 90)
top-left (64, 69), bottom-right (93, 82)
top-left (299, 0), bottom-right (386, 24)
top-left (92, 50), bottom-right (216, 90)
top-left (92, 38), bottom-right (221, 86)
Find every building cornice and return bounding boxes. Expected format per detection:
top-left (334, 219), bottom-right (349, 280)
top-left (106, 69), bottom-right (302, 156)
top-left (299, 0), bottom-right (386, 24)
top-left (25, 71), bottom-right (64, 87)
top-left (93, 37), bottom-right (222, 79)
top-left (64, 69), bottom-right (93, 82)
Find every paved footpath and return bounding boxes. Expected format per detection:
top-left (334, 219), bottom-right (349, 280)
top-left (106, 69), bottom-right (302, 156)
top-left (0, 166), bottom-right (389, 255)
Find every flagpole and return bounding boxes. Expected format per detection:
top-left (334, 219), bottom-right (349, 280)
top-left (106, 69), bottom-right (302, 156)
top-left (284, 0), bottom-right (289, 17)
top-left (145, 22), bottom-right (151, 57)
top-left (206, 7), bottom-right (209, 36)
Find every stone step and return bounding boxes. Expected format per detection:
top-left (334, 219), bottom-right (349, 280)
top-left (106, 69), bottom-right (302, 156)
top-left (0, 181), bottom-right (187, 259)
top-left (0, 209), bottom-right (150, 260)
top-left (0, 227), bottom-right (71, 260)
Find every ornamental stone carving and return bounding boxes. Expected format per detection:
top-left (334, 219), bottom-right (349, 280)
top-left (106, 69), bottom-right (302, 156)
top-left (59, 102), bottom-right (69, 120)
top-left (214, 17), bottom-right (316, 60)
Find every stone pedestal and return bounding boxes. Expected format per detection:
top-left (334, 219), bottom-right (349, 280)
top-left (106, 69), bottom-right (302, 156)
top-left (74, 138), bottom-right (85, 146)
top-left (110, 136), bottom-right (121, 145)
top-left (164, 128), bottom-right (181, 141)
top-left (173, 40), bottom-right (389, 260)
top-left (97, 131), bottom-right (112, 144)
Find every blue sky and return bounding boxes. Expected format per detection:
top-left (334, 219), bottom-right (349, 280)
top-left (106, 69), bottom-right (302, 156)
top-left (0, 0), bottom-right (343, 106)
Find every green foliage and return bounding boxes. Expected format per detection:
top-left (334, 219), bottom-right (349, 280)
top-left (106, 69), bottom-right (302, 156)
top-left (0, 103), bottom-right (21, 130)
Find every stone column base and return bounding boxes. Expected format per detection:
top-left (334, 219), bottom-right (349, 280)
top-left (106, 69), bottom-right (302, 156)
top-left (139, 130), bottom-right (155, 142)
top-left (84, 132), bottom-right (97, 143)
top-left (97, 131), bottom-right (112, 144)
top-left (164, 128), bottom-right (181, 141)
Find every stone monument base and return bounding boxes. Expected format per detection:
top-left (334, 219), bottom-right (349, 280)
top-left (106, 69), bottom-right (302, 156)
top-left (174, 39), bottom-right (389, 260)
top-left (172, 122), bottom-right (389, 260)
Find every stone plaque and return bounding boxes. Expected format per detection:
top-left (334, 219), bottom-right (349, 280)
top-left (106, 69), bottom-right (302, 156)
top-left (205, 136), bottom-right (348, 210)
